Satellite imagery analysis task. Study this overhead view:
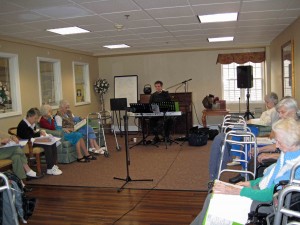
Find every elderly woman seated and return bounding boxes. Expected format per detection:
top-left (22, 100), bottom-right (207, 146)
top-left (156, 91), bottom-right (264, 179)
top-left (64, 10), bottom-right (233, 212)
top-left (39, 104), bottom-right (96, 163)
top-left (0, 131), bottom-right (43, 191)
top-left (57, 100), bottom-right (105, 155)
top-left (191, 118), bottom-right (300, 225)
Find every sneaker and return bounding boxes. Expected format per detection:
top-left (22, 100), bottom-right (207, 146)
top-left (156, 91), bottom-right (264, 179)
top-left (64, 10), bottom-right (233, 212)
top-left (88, 148), bottom-right (95, 153)
top-left (94, 148), bottom-right (105, 155)
top-left (47, 165), bottom-right (63, 175)
top-left (227, 161), bottom-right (241, 166)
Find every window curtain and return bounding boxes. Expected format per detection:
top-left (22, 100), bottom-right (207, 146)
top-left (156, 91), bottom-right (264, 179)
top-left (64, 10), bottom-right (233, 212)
top-left (216, 52), bottom-right (265, 64)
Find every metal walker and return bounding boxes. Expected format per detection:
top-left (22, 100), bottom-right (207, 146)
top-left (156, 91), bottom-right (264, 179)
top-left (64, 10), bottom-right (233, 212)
top-left (86, 111), bottom-right (121, 157)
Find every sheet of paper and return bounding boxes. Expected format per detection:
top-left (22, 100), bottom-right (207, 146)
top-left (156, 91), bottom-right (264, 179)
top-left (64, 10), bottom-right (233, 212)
top-left (256, 137), bottom-right (275, 146)
top-left (74, 118), bottom-right (87, 131)
top-left (0, 140), bottom-right (28, 148)
top-left (31, 136), bottom-right (61, 146)
top-left (204, 194), bottom-right (253, 225)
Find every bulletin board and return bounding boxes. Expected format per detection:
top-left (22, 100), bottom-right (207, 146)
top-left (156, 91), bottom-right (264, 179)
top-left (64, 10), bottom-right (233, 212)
top-left (114, 75), bottom-right (138, 106)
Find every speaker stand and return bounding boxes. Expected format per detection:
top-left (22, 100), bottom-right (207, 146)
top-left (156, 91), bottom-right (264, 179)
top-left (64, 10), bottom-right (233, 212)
top-left (244, 88), bottom-right (255, 120)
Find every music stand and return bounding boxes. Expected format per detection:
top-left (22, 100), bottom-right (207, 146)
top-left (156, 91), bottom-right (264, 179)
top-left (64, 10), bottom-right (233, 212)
top-left (110, 98), bottom-right (127, 137)
top-left (113, 109), bottom-right (153, 192)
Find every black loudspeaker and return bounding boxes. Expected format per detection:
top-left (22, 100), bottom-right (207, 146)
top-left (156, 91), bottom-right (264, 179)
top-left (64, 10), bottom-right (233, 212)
top-left (110, 98), bottom-right (127, 111)
top-left (237, 65), bottom-right (253, 88)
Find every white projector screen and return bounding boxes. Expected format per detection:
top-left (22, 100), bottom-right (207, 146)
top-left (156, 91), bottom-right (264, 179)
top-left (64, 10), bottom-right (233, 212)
top-left (114, 75), bottom-right (138, 106)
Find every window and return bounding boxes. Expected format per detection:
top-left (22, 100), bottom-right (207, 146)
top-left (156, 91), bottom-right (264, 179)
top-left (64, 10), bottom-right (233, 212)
top-left (73, 62), bottom-right (90, 105)
top-left (37, 57), bottom-right (62, 107)
top-left (0, 52), bottom-right (22, 118)
top-left (222, 62), bottom-right (264, 102)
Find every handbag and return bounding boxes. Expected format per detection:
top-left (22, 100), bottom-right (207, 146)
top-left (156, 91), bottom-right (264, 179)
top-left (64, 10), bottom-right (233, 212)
top-left (188, 127), bottom-right (209, 146)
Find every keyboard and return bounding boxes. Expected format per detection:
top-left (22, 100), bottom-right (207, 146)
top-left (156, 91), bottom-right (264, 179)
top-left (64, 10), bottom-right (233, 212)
top-left (130, 111), bottom-right (182, 117)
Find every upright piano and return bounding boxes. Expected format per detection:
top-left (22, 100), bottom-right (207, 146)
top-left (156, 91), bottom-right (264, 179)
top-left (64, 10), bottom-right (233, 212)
top-left (139, 92), bottom-right (193, 134)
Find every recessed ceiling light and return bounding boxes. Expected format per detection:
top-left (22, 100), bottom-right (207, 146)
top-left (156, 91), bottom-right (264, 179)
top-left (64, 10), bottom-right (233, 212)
top-left (208, 37), bottom-right (234, 42)
top-left (47, 26), bottom-right (90, 35)
top-left (198, 12), bottom-right (238, 23)
top-left (103, 44), bottom-right (130, 49)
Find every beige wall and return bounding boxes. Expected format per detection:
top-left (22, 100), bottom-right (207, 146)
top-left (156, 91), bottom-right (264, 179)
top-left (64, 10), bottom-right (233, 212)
top-left (270, 17), bottom-right (300, 100)
top-left (98, 48), bottom-right (267, 126)
top-left (0, 38), bottom-right (100, 132)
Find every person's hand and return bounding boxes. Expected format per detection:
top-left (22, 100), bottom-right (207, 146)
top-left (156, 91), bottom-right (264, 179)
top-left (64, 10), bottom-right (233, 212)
top-left (213, 182), bottom-right (241, 195)
top-left (10, 135), bottom-right (19, 144)
top-left (236, 181), bottom-right (250, 187)
top-left (40, 130), bottom-right (47, 136)
top-left (1, 138), bottom-right (11, 144)
top-left (257, 153), bottom-right (271, 163)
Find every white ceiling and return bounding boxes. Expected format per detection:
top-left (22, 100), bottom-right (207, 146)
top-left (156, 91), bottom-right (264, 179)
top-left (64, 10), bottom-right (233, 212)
top-left (0, 0), bottom-right (299, 56)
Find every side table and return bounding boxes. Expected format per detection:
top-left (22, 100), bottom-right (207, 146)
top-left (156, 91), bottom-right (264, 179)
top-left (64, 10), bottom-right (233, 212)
top-left (202, 109), bottom-right (230, 128)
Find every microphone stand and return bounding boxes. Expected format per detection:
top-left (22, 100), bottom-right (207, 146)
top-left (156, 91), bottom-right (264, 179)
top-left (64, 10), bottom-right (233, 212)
top-left (179, 79), bottom-right (192, 145)
top-left (113, 109), bottom-right (153, 192)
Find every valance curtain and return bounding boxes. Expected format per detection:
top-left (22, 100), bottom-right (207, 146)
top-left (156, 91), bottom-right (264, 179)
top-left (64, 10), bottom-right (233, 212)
top-left (216, 52), bottom-right (265, 64)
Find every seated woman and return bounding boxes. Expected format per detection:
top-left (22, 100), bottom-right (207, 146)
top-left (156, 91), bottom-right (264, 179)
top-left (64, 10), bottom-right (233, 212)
top-left (17, 108), bottom-right (62, 176)
top-left (57, 100), bottom-right (105, 155)
top-left (228, 92), bottom-right (279, 166)
top-left (0, 131), bottom-right (43, 191)
top-left (39, 104), bottom-right (96, 163)
top-left (209, 96), bottom-right (298, 183)
top-left (191, 118), bottom-right (300, 225)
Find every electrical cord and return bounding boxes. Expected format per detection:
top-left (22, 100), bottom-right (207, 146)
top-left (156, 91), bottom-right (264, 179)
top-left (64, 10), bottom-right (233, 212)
top-left (112, 145), bottom-right (184, 224)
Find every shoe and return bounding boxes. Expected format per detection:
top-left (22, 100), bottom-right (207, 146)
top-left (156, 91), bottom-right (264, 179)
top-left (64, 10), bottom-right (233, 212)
top-left (47, 165), bottom-right (63, 175)
top-left (77, 157), bottom-right (90, 163)
top-left (84, 154), bottom-right (97, 160)
top-left (94, 148), bottom-right (105, 155)
top-left (227, 161), bottom-right (241, 166)
top-left (26, 173), bottom-right (44, 180)
top-left (23, 186), bottom-right (33, 192)
top-left (88, 147), bottom-right (95, 153)
top-left (229, 174), bottom-right (245, 184)
top-left (26, 170), bottom-right (44, 180)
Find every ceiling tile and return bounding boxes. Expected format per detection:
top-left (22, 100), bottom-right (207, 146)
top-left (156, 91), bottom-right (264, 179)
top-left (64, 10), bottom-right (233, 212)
top-left (146, 6), bottom-right (195, 19)
top-left (81, 0), bottom-right (140, 14)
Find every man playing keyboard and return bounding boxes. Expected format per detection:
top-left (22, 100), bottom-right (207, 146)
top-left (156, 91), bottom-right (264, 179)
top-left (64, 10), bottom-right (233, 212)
top-left (149, 80), bottom-right (173, 144)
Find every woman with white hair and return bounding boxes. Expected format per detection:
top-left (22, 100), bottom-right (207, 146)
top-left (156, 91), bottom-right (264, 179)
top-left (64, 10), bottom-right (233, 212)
top-left (191, 118), bottom-right (300, 224)
top-left (39, 104), bottom-right (96, 163)
top-left (57, 100), bottom-right (105, 155)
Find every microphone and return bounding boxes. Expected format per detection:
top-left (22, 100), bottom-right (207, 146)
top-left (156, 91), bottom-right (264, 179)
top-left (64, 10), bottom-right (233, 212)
top-left (182, 78), bottom-right (192, 84)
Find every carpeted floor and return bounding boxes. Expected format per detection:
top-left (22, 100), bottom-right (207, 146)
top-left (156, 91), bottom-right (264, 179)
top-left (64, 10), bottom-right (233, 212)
top-left (27, 133), bottom-right (213, 191)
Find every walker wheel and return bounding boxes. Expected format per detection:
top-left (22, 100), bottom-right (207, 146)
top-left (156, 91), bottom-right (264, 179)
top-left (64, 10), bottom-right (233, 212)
top-left (104, 151), bottom-right (109, 158)
top-left (116, 146), bottom-right (121, 151)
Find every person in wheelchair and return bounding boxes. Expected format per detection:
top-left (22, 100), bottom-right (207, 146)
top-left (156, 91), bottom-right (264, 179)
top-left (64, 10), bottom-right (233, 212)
top-left (149, 80), bottom-right (173, 144)
top-left (191, 118), bottom-right (300, 225)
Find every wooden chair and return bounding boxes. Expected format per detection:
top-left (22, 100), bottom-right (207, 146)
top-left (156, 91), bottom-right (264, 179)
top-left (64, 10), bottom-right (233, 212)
top-left (8, 127), bottom-right (44, 174)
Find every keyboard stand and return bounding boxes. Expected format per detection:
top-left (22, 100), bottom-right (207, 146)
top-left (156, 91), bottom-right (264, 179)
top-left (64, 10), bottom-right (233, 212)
top-left (162, 111), bottom-right (179, 149)
top-left (130, 114), bottom-right (158, 149)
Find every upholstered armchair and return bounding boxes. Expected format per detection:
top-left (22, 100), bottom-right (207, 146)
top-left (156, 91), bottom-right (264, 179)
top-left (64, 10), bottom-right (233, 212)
top-left (40, 129), bottom-right (77, 164)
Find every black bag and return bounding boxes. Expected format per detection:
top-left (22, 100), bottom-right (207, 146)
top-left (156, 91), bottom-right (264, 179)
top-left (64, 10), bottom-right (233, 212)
top-left (202, 94), bottom-right (214, 109)
top-left (208, 129), bottom-right (219, 140)
top-left (23, 196), bottom-right (36, 220)
top-left (3, 171), bottom-right (36, 221)
top-left (188, 127), bottom-right (209, 146)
